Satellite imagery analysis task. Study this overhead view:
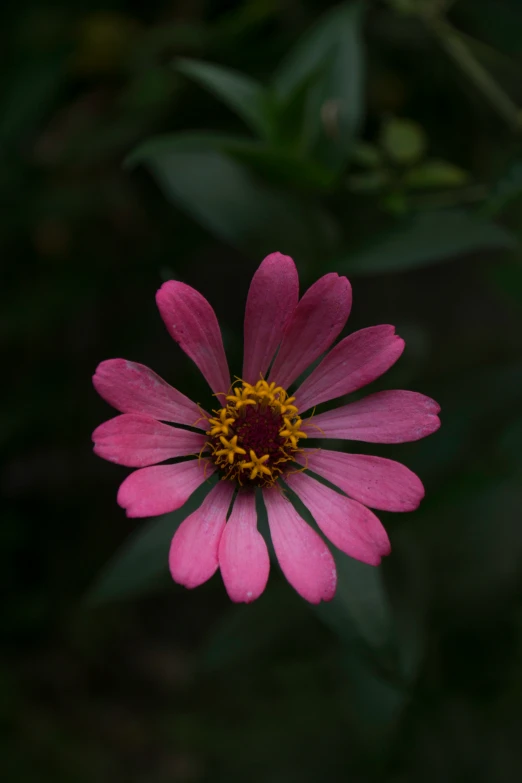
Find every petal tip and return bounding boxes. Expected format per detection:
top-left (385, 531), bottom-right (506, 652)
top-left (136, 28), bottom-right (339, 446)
top-left (227, 586), bottom-right (266, 604)
top-left (156, 278), bottom-right (179, 295)
top-left (422, 394), bottom-right (442, 416)
top-left (92, 441), bottom-right (107, 460)
top-left (155, 279), bottom-right (191, 312)
top-left (92, 359), bottom-right (113, 390)
top-left (310, 582), bottom-right (337, 604)
top-left (428, 412), bottom-right (442, 433)
top-left (261, 250), bottom-right (296, 267)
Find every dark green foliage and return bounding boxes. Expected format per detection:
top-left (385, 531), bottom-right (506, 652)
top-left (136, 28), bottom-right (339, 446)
top-left (3, 0), bottom-right (522, 781)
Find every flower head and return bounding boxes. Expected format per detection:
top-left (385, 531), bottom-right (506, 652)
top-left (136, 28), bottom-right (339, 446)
top-left (92, 252), bottom-right (440, 604)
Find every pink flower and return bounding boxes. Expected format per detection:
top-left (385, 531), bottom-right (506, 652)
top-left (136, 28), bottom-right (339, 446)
top-left (92, 253), bottom-right (440, 604)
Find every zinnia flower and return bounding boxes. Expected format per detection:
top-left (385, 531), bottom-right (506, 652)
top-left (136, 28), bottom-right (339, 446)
top-left (92, 253), bottom-right (440, 604)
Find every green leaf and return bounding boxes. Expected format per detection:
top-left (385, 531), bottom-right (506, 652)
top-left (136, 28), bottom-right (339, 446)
top-left (176, 57), bottom-right (274, 139)
top-left (273, 1), bottom-right (365, 167)
top-left (274, 1), bottom-right (364, 101)
top-left (199, 582), bottom-right (313, 672)
top-left (145, 131), bottom-right (335, 189)
top-left (128, 133), bottom-right (339, 262)
top-left (335, 209), bottom-right (516, 275)
top-left (380, 117), bottom-right (427, 165)
top-left (269, 66), bottom-right (325, 153)
top-left (86, 482), bottom-right (214, 604)
top-left (316, 554), bottom-right (394, 651)
top-left (404, 159), bottom-right (469, 189)
top-left (483, 160), bottom-right (522, 216)
top-left (340, 650), bottom-right (408, 743)
top-left (221, 138), bottom-right (336, 190)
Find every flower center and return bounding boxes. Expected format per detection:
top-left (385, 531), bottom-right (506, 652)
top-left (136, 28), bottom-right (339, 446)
top-left (205, 380), bottom-right (307, 487)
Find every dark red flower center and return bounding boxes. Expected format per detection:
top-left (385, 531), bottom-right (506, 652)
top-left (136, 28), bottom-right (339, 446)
top-left (205, 379), bottom-right (307, 487)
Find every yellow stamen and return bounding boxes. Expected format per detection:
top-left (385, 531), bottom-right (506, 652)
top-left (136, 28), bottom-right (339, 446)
top-left (300, 407), bottom-right (325, 438)
top-left (207, 408), bottom-right (235, 436)
top-left (241, 450), bottom-right (272, 481)
top-left (215, 434), bottom-right (246, 464)
top-left (225, 385), bottom-right (256, 410)
top-left (279, 416), bottom-right (308, 449)
top-left (280, 395), bottom-right (298, 415)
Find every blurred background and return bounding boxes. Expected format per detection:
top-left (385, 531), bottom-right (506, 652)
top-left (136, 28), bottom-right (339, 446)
top-left (3, 0), bottom-right (522, 780)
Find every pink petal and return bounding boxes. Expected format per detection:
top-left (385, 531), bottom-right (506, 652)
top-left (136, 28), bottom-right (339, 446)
top-left (92, 414), bottom-right (207, 468)
top-left (169, 481), bottom-right (235, 589)
top-left (305, 390), bottom-right (441, 443)
top-left (156, 281), bottom-right (230, 403)
top-left (297, 449), bottom-right (424, 512)
top-left (218, 490), bottom-right (270, 603)
top-left (242, 252), bottom-right (299, 384)
top-left (117, 459), bottom-right (215, 518)
top-left (295, 325), bottom-right (405, 413)
top-left (262, 488), bottom-right (337, 604)
top-left (93, 360), bottom-right (206, 427)
top-left (268, 273), bottom-right (352, 389)
top-left (285, 472), bottom-right (390, 564)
